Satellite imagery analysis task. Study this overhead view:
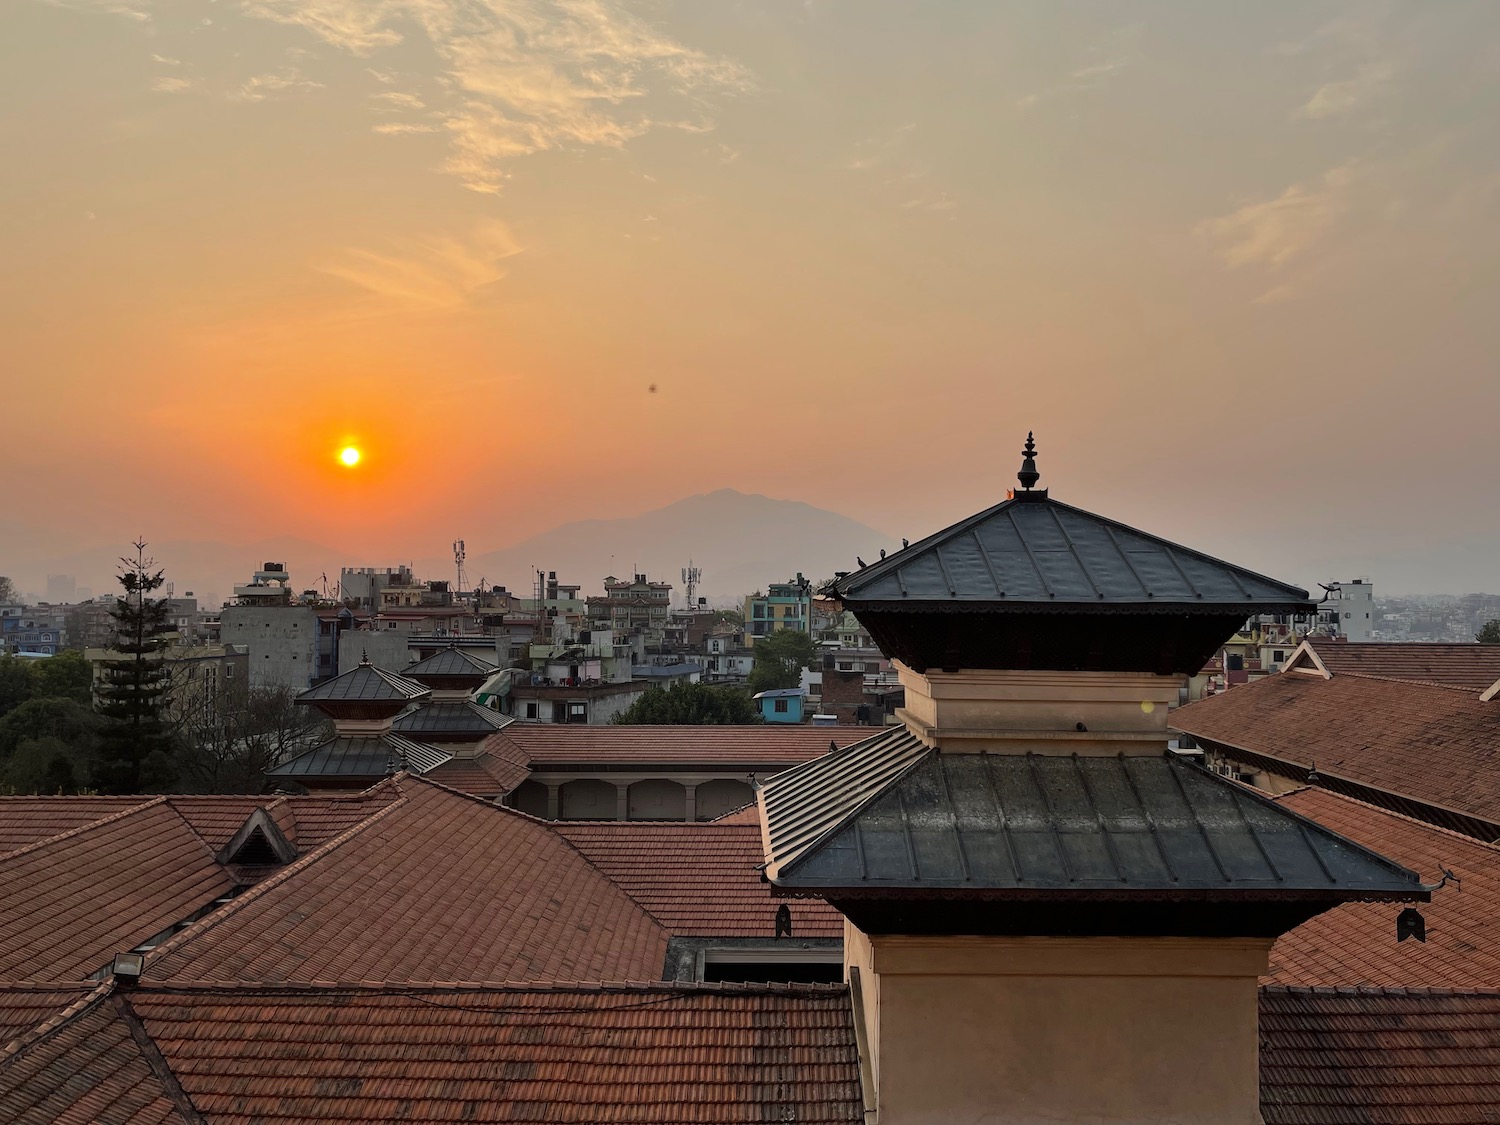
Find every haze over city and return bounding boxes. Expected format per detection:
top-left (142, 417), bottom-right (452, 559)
top-left (5, 1), bottom-right (1499, 594)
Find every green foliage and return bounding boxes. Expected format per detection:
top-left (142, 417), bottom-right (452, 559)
top-left (1478, 620), bottom-right (1500, 645)
top-left (747, 628), bottom-right (818, 694)
top-left (0, 651), bottom-right (95, 720)
top-left (0, 698), bottom-right (102, 792)
top-left (1, 736), bottom-right (86, 795)
top-left (27, 651), bottom-right (94, 706)
top-left (0, 576), bottom-right (15, 604)
top-left (95, 541), bottom-right (178, 793)
top-left (614, 682), bottom-right (761, 725)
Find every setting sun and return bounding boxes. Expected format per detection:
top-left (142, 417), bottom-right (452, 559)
top-left (338, 446), bottom-right (361, 467)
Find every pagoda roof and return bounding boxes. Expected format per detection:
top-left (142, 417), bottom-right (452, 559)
top-left (266, 734), bottom-right (450, 779)
top-left (296, 661), bottom-right (432, 704)
top-left (832, 491), bottom-right (1312, 615)
top-left (401, 646), bottom-right (499, 679)
top-left (759, 734), bottom-right (1427, 903)
top-left (390, 701), bottom-right (513, 736)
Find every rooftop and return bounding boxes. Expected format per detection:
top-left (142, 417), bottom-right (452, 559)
top-left (1267, 788), bottom-right (1500, 989)
top-left (295, 660), bottom-right (431, 704)
top-left (1294, 637), bottom-right (1500, 692)
top-left (265, 733), bottom-right (450, 779)
top-left (1172, 670), bottom-right (1500, 837)
top-left (400, 645), bottom-right (500, 679)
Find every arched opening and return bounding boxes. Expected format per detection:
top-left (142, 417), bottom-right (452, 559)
top-left (695, 778), bottom-right (756, 822)
top-left (508, 779), bottom-right (549, 819)
top-left (627, 779), bottom-right (686, 821)
top-left (559, 778), bottom-right (618, 820)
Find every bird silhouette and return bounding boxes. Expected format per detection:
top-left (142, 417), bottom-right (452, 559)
top-left (856, 557), bottom-right (867, 568)
top-left (879, 549), bottom-right (886, 559)
top-left (902, 538), bottom-right (909, 548)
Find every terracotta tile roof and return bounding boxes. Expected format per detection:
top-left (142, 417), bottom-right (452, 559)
top-left (0, 797), bottom-right (150, 854)
top-left (421, 732), bottom-right (533, 799)
top-left (509, 725), bottom-right (863, 767)
top-left (0, 991), bottom-right (190, 1125)
top-left (146, 777), bottom-right (669, 985)
top-left (1304, 638), bottom-right (1500, 692)
top-left (0, 799), bottom-right (235, 982)
top-left (556, 821), bottom-right (843, 939)
top-left (1259, 986), bottom-right (1500, 1125)
top-left (157, 982), bottom-right (860, 1124)
top-left (235, 786), bottom-right (401, 851)
top-left (0, 985), bottom-right (97, 1046)
top-left (1172, 671), bottom-right (1500, 835)
top-left (1266, 788), bottom-right (1500, 988)
top-left (710, 803), bottom-right (760, 825)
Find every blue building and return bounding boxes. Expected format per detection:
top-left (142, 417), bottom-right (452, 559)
top-left (1, 607), bottom-right (65, 656)
top-left (753, 686), bottom-right (806, 724)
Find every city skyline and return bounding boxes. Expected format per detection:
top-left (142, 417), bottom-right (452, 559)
top-left (6, 1), bottom-right (1499, 594)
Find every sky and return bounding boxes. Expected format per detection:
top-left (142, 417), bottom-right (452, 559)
top-left (4, 0), bottom-right (1499, 596)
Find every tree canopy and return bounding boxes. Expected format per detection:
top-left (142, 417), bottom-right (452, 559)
top-left (747, 628), bottom-right (818, 695)
top-left (614, 682), bottom-right (761, 725)
top-left (1478, 620), bottom-right (1500, 645)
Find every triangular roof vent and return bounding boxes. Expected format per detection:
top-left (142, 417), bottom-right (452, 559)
top-left (217, 807), bottom-right (298, 867)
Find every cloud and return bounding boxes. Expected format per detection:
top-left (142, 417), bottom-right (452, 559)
top-left (151, 54), bottom-right (182, 65)
top-left (1197, 163), bottom-right (1358, 270)
top-left (372, 91), bottom-right (426, 111)
top-left (318, 219), bottom-right (524, 308)
top-left (1296, 62), bottom-right (1394, 120)
top-left (241, 0), bottom-right (753, 193)
top-left (233, 68), bottom-right (325, 102)
top-left (151, 76), bottom-right (195, 94)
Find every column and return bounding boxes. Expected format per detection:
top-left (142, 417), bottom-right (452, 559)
top-left (684, 784), bottom-right (698, 824)
top-left (545, 784), bottom-right (560, 820)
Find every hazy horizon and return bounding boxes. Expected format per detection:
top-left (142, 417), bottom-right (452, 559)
top-left (5, 2), bottom-right (1499, 597)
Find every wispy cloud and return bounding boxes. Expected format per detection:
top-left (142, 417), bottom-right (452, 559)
top-left (1017, 25), bottom-right (1138, 111)
top-left (242, 0), bottom-right (753, 193)
top-left (1197, 163), bottom-right (1358, 271)
top-left (151, 76), bottom-right (195, 94)
top-left (1296, 62), bottom-right (1394, 120)
top-left (233, 68), bottom-right (324, 102)
top-left (318, 219), bottom-right (524, 308)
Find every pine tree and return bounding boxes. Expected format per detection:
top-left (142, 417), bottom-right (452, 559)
top-left (95, 541), bottom-right (177, 792)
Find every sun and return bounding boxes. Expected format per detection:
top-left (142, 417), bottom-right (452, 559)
top-left (338, 446), bottom-right (361, 467)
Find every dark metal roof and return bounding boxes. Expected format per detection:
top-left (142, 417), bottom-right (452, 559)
top-left (401, 647), bottom-right (499, 678)
top-left (390, 701), bottom-right (513, 735)
top-left (760, 742), bottom-right (1427, 901)
top-left (266, 734), bottom-right (450, 778)
top-left (296, 662), bottom-right (431, 704)
top-left (831, 493), bottom-right (1313, 613)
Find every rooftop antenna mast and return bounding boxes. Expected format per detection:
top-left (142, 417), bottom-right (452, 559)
top-left (681, 560), bottom-right (702, 607)
top-left (453, 539), bottom-right (467, 596)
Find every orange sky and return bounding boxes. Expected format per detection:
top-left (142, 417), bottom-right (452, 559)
top-left (4, 1), bottom-right (1500, 594)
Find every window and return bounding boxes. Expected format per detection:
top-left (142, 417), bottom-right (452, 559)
top-left (864, 662), bottom-right (879, 673)
top-left (774, 698), bottom-right (789, 713)
top-left (524, 702), bottom-right (538, 719)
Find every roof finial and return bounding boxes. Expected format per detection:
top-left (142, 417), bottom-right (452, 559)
top-left (1017, 431), bottom-right (1040, 491)
top-left (360, 648), bottom-right (370, 665)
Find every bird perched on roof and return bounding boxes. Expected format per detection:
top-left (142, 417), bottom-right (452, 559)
top-left (902, 538), bottom-right (909, 548)
top-left (856, 557), bottom-right (866, 568)
top-left (879, 549), bottom-right (886, 559)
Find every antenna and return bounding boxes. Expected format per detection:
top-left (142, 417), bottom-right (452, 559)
top-left (681, 560), bottom-right (702, 606)
top-left (453, 539), bottom-right (467, 596)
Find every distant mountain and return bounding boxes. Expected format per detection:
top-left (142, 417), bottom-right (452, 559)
top-left (460, 489), bottom-right (894, 602)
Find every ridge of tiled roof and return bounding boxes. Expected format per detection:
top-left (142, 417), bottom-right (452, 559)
top-left (1172, 671), bottom-right (1500, 834)
top-left (1304, 638), bottom-right (1500, 692)
top-left (0, 797), bottom-right (154, 856)
top-left (0, 798), bottom-right (241, 983)
top-left (296, 661), bottom-right (431, 703)
top-left (1264, 787), bottom-right (1500, 989)
top-left (0, 984), bottom-right (105, 1052)
top-left (0, 989), bottom-right (196, 1125)
top-left (401, 646), bottom-right (500, 678)
top-left (137, 783), bottom-right (415, 979)
top-left (144, 776), bottom-right (670, 986)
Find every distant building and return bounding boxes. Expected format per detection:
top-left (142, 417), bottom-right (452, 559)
top-left (339, 566), bottom-right (414, 609)
top-left (232, 563), bottom-right (294, 607)
top-left (744, 575), bottom-right (812, 643)
top-left (507, 679), bottom-right (647, 725)
top-left (753, 686), bottom-right (806, 723)
top-left (1, 605), bottom-right (66, 656)
top-left (45, 575), bottom-right (76, 603)
top-left (587, 574), bottom-right (672, 642)
top-left (1315, 578), bottom-right (1375, 642)
top-left (86, 641), bottom-right (249, 724)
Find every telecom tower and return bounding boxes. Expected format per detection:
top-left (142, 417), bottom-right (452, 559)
top-left (681, 561), bottom-right (702, 606)
top-left (453, 539), bottom-right (467, 595)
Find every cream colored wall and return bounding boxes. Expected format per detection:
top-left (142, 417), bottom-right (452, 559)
top-left (854, 935), bottom-right (1270, 1125)
top-left (896, 664), bottom-right (1184, 754)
